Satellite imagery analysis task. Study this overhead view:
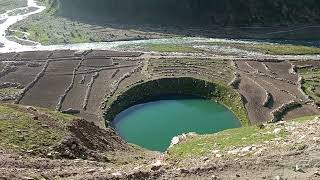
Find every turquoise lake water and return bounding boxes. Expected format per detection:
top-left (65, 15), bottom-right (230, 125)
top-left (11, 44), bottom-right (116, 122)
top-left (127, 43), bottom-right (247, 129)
top-left (113, 99), bottom-right (241, 152)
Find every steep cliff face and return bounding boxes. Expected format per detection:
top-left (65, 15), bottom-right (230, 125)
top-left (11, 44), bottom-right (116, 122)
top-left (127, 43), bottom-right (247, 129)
top-left (56, 0), bottom-right (320, 26)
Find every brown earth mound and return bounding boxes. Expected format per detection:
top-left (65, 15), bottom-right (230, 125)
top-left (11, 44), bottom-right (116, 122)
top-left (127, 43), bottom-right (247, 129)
top-left (55, 118), bottom-right (131, 161)
top-left (0, 104), bottom-right (131, 162)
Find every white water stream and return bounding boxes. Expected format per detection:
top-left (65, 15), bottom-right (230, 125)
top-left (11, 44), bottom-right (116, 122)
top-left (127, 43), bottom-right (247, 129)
top-left (0, 0), bottom-right (267, 54)
top-left (0, 0), bottom-right (45, 52)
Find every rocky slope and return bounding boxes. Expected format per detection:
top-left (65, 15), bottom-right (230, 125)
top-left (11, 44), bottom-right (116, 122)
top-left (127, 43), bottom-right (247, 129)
top-left (0, 103), bottom-right (319, 179)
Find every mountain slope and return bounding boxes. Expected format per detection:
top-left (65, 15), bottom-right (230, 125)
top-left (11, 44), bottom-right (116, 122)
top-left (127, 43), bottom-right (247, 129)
top-left (55, 0), bottom-right (320, 26)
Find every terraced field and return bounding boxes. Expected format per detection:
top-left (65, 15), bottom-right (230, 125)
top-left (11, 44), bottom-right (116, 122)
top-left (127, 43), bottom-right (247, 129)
top-left (235, 60), bottom-right (319, 123)
top-left (293, 60), bottom-right (320, 106)
top-left (0, 49), bottom-right (318, 126)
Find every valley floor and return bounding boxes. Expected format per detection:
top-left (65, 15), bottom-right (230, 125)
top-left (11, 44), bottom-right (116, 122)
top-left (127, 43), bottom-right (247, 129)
top-left (0, 1), bottom-right (320, 180)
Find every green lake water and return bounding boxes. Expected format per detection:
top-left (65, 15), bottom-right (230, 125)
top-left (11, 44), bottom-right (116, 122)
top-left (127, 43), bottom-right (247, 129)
top-left (112, 99), bottom-right (241, 152)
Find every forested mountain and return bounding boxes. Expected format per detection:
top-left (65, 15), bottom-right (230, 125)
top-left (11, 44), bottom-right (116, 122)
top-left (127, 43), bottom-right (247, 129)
top-left (53, 0), bottom-right (320, 26)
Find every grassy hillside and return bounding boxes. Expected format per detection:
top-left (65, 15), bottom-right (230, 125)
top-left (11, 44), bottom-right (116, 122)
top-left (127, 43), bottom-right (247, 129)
top-left (0, 104), bottom-right (75, 152)
top-left (0, 103), bottom-right (130, 160)
top-left (168, 115), bottom-right (320, 159)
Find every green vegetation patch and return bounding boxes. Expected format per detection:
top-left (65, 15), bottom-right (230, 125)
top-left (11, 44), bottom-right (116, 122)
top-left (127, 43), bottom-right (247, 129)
top-left (9, 0), bottom-right (92, 45)
top-left (10, 30), bottom-right (25, 39)
top-left (144, 44), bottom-right (202, 53)
top-left (168, 125), bottom-right (283, 159)
top-left (168, 115), bottom-right (318, 159)
top-left (297, 67), bottom-right (320, 103)
top-left (16, 18), bottom-right (91, 45)
top-left (0, 87), bottom-right (21, 98)
top-left (0, 104), bottom-right (75, 152)
top-left (207, 42), bottom-right (320, 55)
top-left (252, 44), bottom-right (320, 55)
top-left (292, 115), bottom-right (319, 123)
top-left (0, 0), bottom-right (27, 14)
top-left (10, 0), bottom-right (171, 45)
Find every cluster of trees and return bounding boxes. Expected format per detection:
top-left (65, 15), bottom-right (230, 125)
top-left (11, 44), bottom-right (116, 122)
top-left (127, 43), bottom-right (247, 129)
top-left (56, 0), bottom-right (320, 26)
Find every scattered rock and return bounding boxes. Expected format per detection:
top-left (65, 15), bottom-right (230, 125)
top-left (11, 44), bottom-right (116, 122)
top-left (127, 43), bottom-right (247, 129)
top-left (274, 175), bottom-right (283, 180)
top-left (86, 169), bottom-right (96, 173)
top-left (151, 160), bottom-right (162, 171)
top-left (285, 126), bottom-right (295, 131)
top-left (41, 124), bottom-right (49, 128)
top-left (211, 150), bottom-right (220, 154)
top-left (31, 115), bottom-right (38, 120)
top-left (254, 148), bottom-right (264, 155)
top-left (258, 124), bottom-right (265, 129)
top-left (313, 137), bottom-right (320, 143)
top-left (241, 145), bottom-right (256, 153)
top-left (26, 106), bottom-right (37, 112)
top-left (203, 157), bottom-right (209, 161)
top-left (276, 121), bottom-right (286, 126)
top-left (71, 144), bottom-right (77, 150)
top-left (169, 132), bottom-right (196, 148)
top-left (294, 165), bottom-right (305, 173)
top-left (61, 108), bottom-right (80, 115)
top-left (299, 135), bottom-right (306, 140)
top-left (228, 148), bottom-right (240, 155)
top-left (22, 177), bottom-right (34, 180)
top-left (211, 175), bottom-right (220, 179)
top-left (111, 172), bottom-right (123, 177)
top-left (179, 168), bottom-right (189, 174)
top-left (18, 135), bottom-right (25, 141)
top-left (273, 128), bottom-right (282, 134)
top-left (314, 171), bottom-right (320, 176)
top-left (216, 154), bottom-right (222, 158)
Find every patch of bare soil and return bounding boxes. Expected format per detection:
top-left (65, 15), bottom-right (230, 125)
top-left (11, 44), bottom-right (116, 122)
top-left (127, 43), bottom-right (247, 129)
top-left (61, 74), bottom-right (90, 111)
top-left (284, 105), bottom-right (320, 120)
top-left (0, 62), bottom-right (44, 86)
top-left (85, 69), bottom-right (114, 114)
top-left (17, 51), bottom-right (52, 61)
top-left (0, 52), bottom-right (18, 61)
top-left (20, 74), bottom-right (73, 109)
top-left (55, 118), bottom-right (132, 161)
top-left (237, 75), bottom-right (270, 123)
top-left (265, 61), bottom-right (299, 82)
